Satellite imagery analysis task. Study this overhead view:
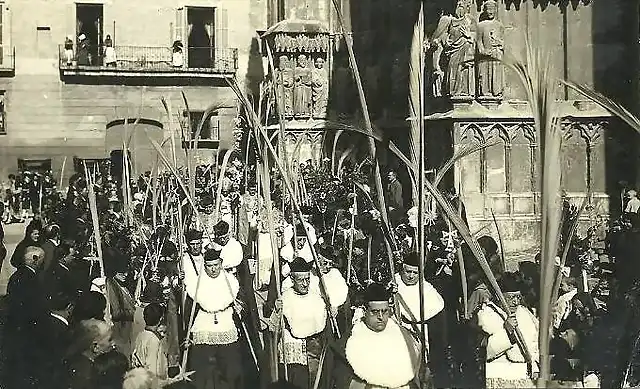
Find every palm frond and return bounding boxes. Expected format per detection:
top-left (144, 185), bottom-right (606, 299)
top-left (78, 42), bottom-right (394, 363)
top-left (434, 141), bottom-right (499, 188)
top-left (505, 37), bottom-right (562, 386)
top-left (563, 80), bottom-right (640, 134)
top-left (423, 179), bottom-right (534, 366)
top-left (337, 145), bottom-right (356, 178)
top-left (214, 149), bottom-right (234, 223)
top-left (331, 129), bottom-right (345, 174)
top-left (408, 4), bottom-right (424, 200)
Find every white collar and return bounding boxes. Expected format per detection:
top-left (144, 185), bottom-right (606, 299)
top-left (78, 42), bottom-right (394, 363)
top-left (50, 312), bottom-right (69, 326)
top-left (25, 265), bottom-right (36, 274)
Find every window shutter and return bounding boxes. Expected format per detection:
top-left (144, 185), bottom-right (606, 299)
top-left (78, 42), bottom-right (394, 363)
top-left (175, 7), bottom-right (185, 42)
top-left (214, 7), bottom-right (229, 70)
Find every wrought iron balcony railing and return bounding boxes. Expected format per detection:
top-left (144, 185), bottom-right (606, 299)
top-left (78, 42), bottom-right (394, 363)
top-left (58, 45), bottom-right (238, 75)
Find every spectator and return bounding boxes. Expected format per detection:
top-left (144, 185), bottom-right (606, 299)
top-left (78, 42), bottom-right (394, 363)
top-left (5, 246), bottom-right (48, 388)
top-left (122, 368), bottom-right (161, 389)
top-left (73, 291), bottom-right (107, 323)
top-left (172, 40), bottom-right (184, 68)
top-left (103, 35), bottom-right (117, 67)
top-left (94, 349), bottom-right (130, 389)
top-left (64, 36), bottom-right (74, 65)
top-left (61, 319), bottom-right (115, 389)
top-left (385, 170), bottom-right (404, 225)
top-left (10, 218), bottom-right (43, 267)
top-left (44, 290), bottom-right (75, 382)
top-left (132, 303), bottom-right (169, 380)
top-left (40, 223), bottom-right (61, 279)
top-left (626, 189), bottom-right (640, 213)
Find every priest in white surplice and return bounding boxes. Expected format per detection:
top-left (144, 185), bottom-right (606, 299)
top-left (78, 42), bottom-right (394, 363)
top-left (268, 257), bottom-right (328, 389)
top-left (394, 252), bottom-right (445, 350)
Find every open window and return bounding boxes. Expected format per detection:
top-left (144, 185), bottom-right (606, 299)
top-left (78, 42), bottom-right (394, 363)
top-left (76, 3), bottom-right (103, 65)
top-left (188, 110), bottom-right (220, 141)
top-left (186, 7), bottom-right (214, 68)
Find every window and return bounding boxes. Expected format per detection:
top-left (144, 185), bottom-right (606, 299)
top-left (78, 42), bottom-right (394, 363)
top-left (0, 91), bottom-right (6, 135)
top-left (36, 27), bottom-right (53, 59)
top-left (188, 110), bottom-right (219, 140)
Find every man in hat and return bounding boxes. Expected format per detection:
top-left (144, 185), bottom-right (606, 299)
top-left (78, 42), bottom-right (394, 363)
top-left (212, 220), bottom-right (243, 272)
top-left (268, 257), bottom-right (328, 389)
top-left (327, 283), bottom-right (422, 389)
top-left (184, 248), bottom-right (244, 389)
top-left (77, 33), bottom-right (91, 65)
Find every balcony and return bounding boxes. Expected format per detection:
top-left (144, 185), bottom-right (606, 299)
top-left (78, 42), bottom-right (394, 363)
top-left (0, 47), bottom-right (15, 77)
top-left (58, 45), bottom-right (238, 83)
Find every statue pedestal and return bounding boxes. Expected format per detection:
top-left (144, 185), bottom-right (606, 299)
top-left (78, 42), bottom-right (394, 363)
top-left (266, 119), bottom-right (327, 166)
top-left (426, 100), bottom-right (613, 254)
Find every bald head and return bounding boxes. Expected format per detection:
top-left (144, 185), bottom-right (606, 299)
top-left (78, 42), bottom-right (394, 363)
top-left (23, 246), bottom-right (45, 270)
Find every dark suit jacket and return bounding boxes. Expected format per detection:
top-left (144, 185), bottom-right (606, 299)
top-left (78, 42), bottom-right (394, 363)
top-left (386, 180), bottom-right (404, 212)
top-left (6, 266), bottom-right (49, 336)
top-left (44, 262), bottom-right (84, 301)
top-left (40, 240), bottom-right (58, 280)
top-left (46, 314), bottom-right (71, 372)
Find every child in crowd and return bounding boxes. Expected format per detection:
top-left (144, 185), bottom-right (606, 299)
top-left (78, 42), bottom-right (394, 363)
top-left (132, 303), bottom-right (168, 380)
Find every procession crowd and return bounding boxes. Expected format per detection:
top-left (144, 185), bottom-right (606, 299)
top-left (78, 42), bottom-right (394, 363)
top-left (0, 159), bottom-right (636, 389)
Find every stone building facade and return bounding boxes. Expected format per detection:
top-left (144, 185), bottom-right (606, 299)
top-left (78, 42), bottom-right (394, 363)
top-left (261, 0), bottom-right (639, 252)
top-left (0, 0), bottom-right (267, 178)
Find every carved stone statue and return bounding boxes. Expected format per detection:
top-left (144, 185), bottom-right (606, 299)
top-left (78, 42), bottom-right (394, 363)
top-left (311, 56), bottom-right (329, 118)
top-left (477, 0), bottom-right (504, 98)
top-left (432, 0), bottom-right (476, 98)
top-left (276, 55), bottom-right (295, 116)
top-left (294, 54), bottom-right (313, 118)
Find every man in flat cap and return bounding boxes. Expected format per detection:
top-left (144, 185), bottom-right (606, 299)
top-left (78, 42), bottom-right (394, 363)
top-left (327, 283), bottom-right (422, 389)
top-left (184, 248), bottom-right (243, 389)
top-left (268, 257), bottom-right (328, 389)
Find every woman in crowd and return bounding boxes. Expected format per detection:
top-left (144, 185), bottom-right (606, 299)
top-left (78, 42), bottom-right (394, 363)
top-left (10, 218), bottom-right (42, 267)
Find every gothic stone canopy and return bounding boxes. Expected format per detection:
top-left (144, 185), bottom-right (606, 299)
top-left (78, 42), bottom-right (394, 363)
top-left (262, 18), bottom-right (331, 53)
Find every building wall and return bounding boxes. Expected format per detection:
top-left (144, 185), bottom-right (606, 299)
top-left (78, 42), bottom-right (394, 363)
top-left (0, 0), bottom-right (268, 181)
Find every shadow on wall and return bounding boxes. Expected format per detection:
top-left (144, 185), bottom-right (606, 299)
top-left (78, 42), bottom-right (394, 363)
top-left (245, 36), bottom-right (265, 102)
top-left (591, 0), bottom-right (638, 212)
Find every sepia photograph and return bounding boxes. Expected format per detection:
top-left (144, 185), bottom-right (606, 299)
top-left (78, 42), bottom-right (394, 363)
top-left (0, 0), bottom-right (636, 388)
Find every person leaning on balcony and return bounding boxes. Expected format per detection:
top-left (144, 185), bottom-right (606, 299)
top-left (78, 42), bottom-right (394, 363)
top-left (103, 35), bottom-right (117, 67)
top-left (172, 40), bottom-right (184, 68)
top-left (77, 34), bottom-right (92, 66)
top-left (64, 36), bottom-right (74, 65)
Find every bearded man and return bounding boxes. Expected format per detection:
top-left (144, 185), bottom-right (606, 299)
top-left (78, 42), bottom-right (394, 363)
top-left (268, 257), bottom-right (328, 389)
top-left (329, 283), bottom-right (422, 389)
